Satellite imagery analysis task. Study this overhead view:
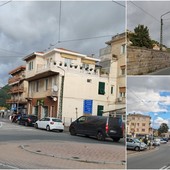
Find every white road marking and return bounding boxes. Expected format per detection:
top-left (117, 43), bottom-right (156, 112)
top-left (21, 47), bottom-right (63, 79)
top-left (160, 165), bottom-right (170, 169)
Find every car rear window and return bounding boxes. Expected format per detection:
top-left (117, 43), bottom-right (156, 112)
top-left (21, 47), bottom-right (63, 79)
top-left (52, 119), bottom-right (62, 122)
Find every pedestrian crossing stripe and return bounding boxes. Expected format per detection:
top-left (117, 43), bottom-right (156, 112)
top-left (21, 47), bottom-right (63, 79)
top-left (160, 165), bottom-right (170, 169)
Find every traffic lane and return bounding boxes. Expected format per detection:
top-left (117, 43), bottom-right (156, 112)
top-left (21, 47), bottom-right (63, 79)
top-left (127, 143), bottom-right (170, 169)
top-left (0, 121), bottom-right (125, 146)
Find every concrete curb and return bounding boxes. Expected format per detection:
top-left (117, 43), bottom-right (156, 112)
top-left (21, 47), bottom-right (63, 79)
top-left (20, 145), bottom-right (126, 165)
top-left (127, 147), bottom-right (159, 157)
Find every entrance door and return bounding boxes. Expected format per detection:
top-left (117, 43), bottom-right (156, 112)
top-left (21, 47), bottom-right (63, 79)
top-left (97, 105), bottom-right (104, 116)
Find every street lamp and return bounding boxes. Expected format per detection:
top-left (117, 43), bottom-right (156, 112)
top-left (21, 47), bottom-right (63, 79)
top-left (160, 11), bottom-right (170, 51)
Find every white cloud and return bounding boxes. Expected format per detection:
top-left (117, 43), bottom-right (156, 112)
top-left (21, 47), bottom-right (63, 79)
top-left (154, 117), bottom-right (170, 128)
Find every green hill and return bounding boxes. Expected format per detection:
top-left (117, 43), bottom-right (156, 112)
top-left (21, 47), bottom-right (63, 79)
top-left (0, 85), bottom-right (11, 109)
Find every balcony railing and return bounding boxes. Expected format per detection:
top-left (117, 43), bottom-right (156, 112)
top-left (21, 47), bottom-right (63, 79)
top-left (115, 97), bottom-right (126, 104)
top-left (8, 87), bottom-right (26, 94)
top-left (6, 98), bottom-right (27, 104)
top-left (8, 75), bottom-right (25, 84)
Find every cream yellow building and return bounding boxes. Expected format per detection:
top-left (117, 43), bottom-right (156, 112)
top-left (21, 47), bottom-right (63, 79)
top-left (99, 33), bottom-right (126, 120)
top-left (127, 113), bottom-right (151, 137)
top-left (23, 48), bottom-right (116, 125)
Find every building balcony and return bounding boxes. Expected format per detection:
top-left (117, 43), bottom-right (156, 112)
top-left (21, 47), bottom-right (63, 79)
top-left (26, 62), bottom-right (99, 81)
top-left (8, 87), bottom-right (27, 94)
top-left (26, 87), bottom-right (58, 99)
top-left (6, 98), bottom-right (27, 104)
top-left (115, 97), bottom-right (126, 104)
top-left (8, 75), bottom-right (25, 85)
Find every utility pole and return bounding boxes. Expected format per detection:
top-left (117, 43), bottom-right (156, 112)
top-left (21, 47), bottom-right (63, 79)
top-left (160, 11), bottom-right (170, 51)
top-left (160, 18), bottom-right (163, 51)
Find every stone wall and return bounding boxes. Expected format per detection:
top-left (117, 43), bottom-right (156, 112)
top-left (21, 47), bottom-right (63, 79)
top-left (127, 46), bottom-right (170, 75)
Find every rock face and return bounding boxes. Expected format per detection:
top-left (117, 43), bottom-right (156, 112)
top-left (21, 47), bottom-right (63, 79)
top-left (127, 46), bottom-right (170, 75)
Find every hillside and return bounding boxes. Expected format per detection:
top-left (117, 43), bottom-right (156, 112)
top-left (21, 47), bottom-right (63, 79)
top-left (0, 85), bottom-right (11, 109)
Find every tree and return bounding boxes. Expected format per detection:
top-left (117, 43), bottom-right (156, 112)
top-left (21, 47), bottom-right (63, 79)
top-left (158, 123), bottom-right (169, 136)
top-left (129, 24), bottom-right (153, 49)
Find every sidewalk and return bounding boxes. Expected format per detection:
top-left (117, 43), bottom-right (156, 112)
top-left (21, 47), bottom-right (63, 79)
top-left (20, 140), bottom-right (126, 166)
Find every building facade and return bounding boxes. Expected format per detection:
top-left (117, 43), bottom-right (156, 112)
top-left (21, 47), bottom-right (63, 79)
top-left (23, 48), bottom-right (117, 125)
top-left (6, 66), bottom-right (28, 114)
top-left (99, 33), bottom-right (126, 120)
top-left (127, 113), bottom-right (151, 137)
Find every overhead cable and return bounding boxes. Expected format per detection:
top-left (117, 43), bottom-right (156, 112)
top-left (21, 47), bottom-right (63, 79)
top-left (129, 1), bottom-right (160, 23)
top-left (112, 0), bottom-right (125, 8)
top-left (0, 0), bottom-right (12, 7)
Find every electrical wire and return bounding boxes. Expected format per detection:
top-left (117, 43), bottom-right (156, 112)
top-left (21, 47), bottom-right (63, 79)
top-left (129, 1), bottom-right (160, 23)
top-left (0, 0), bottom-right (12, 7)
top-left (58, 0), bottom-right (62, 43)
top-left (112, 0), bottom-right (125, 8)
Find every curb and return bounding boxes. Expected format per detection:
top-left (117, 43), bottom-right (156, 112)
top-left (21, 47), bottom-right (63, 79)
top-left (20, 145), bottom-right (126, 165)
top-left (127, 147), bottom-right (159, 157)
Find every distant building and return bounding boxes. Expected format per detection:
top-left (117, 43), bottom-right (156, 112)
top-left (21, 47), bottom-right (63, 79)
top-left (6, 65), bottom-right (28, 114)
top-left (127, 113), bottom-right (151, 137)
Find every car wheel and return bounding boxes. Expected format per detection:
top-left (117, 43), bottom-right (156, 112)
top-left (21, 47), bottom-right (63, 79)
top-left (134, 146), bottom-right (140, 151)
top-left (34, 123), bottom-right (38, 129)
top-left (46, 125), bottom-right (50, 131)
top-left (96, 131), bottom-right (105, 141)
top-left (70, 127), bottom-right (76, 135)
top-left (112, 137), bottom-right (120, 142)
top-left (59, 130), bottom-right (63, 132)
top-left (25, 122), bottom-right (28, 126)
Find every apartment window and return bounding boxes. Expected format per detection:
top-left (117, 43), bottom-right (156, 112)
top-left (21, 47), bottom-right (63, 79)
top-left (142, 129), bottom-right (145, 132)
top-left (98, 82), bottom-right (105, 95)
top-left (36, 81), bottom-right (39, 92)
top-left (97, 105), bottom-right (104, 116)
top-left (28, 61), bottom-right (33, 70)
top-left (136, 128), bottom-right (139, 132)
top-left (111, 86), bottom-right (114, 94)
top-left (87, 79), bottom-right (92, 83)
top-left (131, 123), bottom-right (135, 126)
top-left (137, 123), bottom-right (140, 126)
top-left (142, 123), bottom-right (146, 126)
top-left (119, 87), bottom-right (126, 97)
top-left (120, 65), bottom-right (126, 75)
top-left (121, 44), bottom-right (126, 54)
top-left (65, 58), bottom-right (72, 66)
top-left (45, 79), bottom-right (49, 91)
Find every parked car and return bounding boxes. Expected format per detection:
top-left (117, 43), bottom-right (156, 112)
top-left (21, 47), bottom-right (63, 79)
top-left (162, 137), bottom-right (169, 142)
top-left (160, 138), bottom-right (167, 144)
top-left (34, 117), bottom-right (64, 132)
top-left (69, 115), bottom-right (124, 142)
top-left (18, 114), bottom-right (38, 126)
top-left (152, 138), bottom-right (160, 146)
top-left (127, 137), bottom-right (148, 151)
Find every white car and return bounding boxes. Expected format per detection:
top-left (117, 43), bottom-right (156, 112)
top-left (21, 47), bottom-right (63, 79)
top-left (35, 117), bottom-right (64, 132)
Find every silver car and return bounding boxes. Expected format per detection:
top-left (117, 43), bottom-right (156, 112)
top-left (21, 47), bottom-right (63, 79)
top-left (127, 138), bottom-right (148, 151)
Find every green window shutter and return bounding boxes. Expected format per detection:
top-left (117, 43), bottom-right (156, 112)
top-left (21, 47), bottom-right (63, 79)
top-left (98, 82), bottom-right (105, 95)
top-left (97, 105), bottom-right (104, 116)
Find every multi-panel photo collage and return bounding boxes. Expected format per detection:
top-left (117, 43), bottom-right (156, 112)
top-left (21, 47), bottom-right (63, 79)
top-left (0, 1), bottom-right (170, 169)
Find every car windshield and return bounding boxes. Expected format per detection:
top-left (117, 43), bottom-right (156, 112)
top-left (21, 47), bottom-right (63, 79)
top-left (52, 119), bottom-right (62, 122)
top-left (133, 139), bottom-right (141, 143)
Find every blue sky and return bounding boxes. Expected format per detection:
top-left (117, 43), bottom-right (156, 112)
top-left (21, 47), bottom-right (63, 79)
top-left (127, 77), bottom-right (170, 130)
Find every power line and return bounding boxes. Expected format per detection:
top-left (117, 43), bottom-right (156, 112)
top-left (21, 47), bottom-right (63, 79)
top-left (58, 0), bottom-right (62, 43)
top-left (112, 0), bottom-right (125, 8)
top-left (0, 0), bottom-right (12, 7)
top-left (0, 48), bottom-right (26, 55)
top-left (129, 1), bottom-right (160, 23)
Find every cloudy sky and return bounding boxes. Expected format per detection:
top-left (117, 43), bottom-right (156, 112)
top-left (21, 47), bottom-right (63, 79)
top-left (127, 1), bottom-right (170, 47)
top-left (0, 0), bottom-right (125, 86)
top-left (127, 76), bottom-right (170, 130)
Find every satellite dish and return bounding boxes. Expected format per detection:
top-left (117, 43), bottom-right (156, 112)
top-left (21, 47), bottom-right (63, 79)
top-left (53, 85), bottom-right (58, 92)
top-left (53, 97), bottom-right (57, 101)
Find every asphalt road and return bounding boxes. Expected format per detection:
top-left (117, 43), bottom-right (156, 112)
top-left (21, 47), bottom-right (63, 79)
top-left (0, 118), bottom-right (124, 146)
top-left (0, 118), bottom-right (125, 169)
top-left (127, 142), bottom-right (170, 169)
